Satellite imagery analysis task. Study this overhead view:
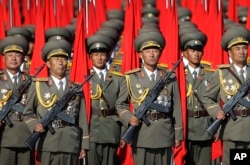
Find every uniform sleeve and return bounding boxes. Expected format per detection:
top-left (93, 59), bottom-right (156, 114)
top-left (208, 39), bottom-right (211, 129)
top-left (23, 82), bottom-right (40, 133)
top-left (202, 70), bottom-right (222, 119)
top-left (115, 77), bottom-right (133, 127)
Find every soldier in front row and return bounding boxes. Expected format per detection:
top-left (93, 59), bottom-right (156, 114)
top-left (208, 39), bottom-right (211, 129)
top-left (203, 25), bottom-right (250, 165)
top-left (117, 31), bottom-right (183, 165)
top-left (23, 39), bottom-right (89, 165)
top-left (0, 36), bottom-right (33, 165)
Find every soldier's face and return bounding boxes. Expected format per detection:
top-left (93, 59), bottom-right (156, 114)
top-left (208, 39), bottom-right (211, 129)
top-left (228, 44), bottom-right (248, 66)
top-left (184, 48), bottom-right (203, 68)
top-left (90, 52), bottom-right (108, 70)
top-left (140, 48), bottom-right (161, 71)
top-left (4, 51), bottom-right (24, 72)
top-left (46, 55), bottom-right (68, 79)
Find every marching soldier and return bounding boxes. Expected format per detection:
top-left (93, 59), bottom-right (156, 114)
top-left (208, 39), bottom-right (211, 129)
top-left (0, 36), bottom-right (33, 165)
top-left (86, 33), bottom-right (139, 165)
top-left (180, 30), bottom-right (215, 165)
top-left (117, 31), bottom-right (183, 165)
top-left (23, 39), bottom-right (89, 165)
top-left (202, 25), bottom-right (250, 165)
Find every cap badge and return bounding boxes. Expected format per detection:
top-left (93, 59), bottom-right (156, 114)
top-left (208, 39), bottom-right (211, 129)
top-left (58, 49), bottom-right (63, 53)
top-left (148, 41), bottom-right (154, 45)
top-left (12, 45), bottom-right (17, 49)
top-left (96, 43), bottom-right (101, 48)
top-left (56, 36), bottom-right (62, 39)
top-left (237, 37), bottom-right (243, 41)
top-left (194, 40), bottom-right (198, 44)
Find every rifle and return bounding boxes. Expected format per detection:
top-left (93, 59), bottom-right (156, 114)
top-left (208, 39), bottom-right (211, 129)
top-left (206, 77), bottom-right (250, 136)
top-left (121, 58), bottom-right (183, 143)
top-left (24, 73), bottom-right (94, 150)
top-left (0, 64), bottom-right (45, 127)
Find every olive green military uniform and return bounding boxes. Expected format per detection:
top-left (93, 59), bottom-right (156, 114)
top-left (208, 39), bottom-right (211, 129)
top-left (23, 39), bottom-right (89, 165)
top-left (179, 27), bottom-right (215, 165)
top-left (24, 78), bottom-right (89, 164)
top-left (185, 66), bottom-right (214, 165)
top-left (0, 36), bottom-right (33, 165)
top-left (88, 69), bottom-right (125, 165)
top-left (203, 25), bottom-right (250, 165)
top-left (117, 67), bottom-right (183, 165)
top-left (86, 33), bottom-right (126, 165)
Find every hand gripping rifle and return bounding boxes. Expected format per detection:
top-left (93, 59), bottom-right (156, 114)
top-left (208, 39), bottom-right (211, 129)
top-left (206, 77), bottom-right (250, 136)
top-left (0, 64), bottom-right (45, 127)
top-left (121, 57), bottom-right (183, 143)
top-left (24, 73), bottom-right (94, 150)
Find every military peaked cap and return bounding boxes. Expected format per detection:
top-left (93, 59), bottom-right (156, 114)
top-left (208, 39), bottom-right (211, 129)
top-left (134, 31), bottom-right (165, 52)
top-left (41, 39), bottom-right (72, 62)
top-left (7, 27), bottom-right (32, 42)
top-left (45, 27), bottom-right (74, 43)
top-left (87, 34), bottom-right (114, 54)
top-left (0, 36), bottom-right (29, 55)
top-left (180, 31), bottom-right (207, 51)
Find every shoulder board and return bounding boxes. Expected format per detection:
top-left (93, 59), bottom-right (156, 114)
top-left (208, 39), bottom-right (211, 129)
top-left (217, 64), bottom-right (231, 69)
top-left (203, 67), bottom-right (215, 72)
top-left (124, 68), bottom-right (141, 75)
top-left (157, 63), bottom-right (168, 70)
top-left (32, 77), bottom-right (49, 82)
top-left (201, 60), bottom-right (211, 66)
top-left (109, 70), bottom-right (123, 77)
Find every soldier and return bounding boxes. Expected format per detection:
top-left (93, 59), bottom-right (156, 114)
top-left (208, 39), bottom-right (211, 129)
top-left (86, 33), bottom-right (139, 165)
top-left (0, 36), bottom-right (33, 165)
top-left (202, 25), bottom-right (250, 165)
top-left (23, 39), bottom-right (89, 165)
top-left (6, 26), bottom-right (33, 73)
top-left (117, 31), bottom-right (183, 165)
top-left (180, 30), bottom-right (215, 165)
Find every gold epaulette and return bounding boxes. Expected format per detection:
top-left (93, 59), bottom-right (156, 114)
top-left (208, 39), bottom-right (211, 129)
top-left (109, 70), bottom-right (123, 77)
top-left (203, 67), bottom-right (215, 72)
top-left (157, 63), bottom-right (168, 70)
top-left (217, 64), bottom-right (231, 69)
top-left (32, 77), bottom-right (49, 81)
top-left (201, 60), bottom-right (211, 66)
top-left (124, 68), bottom-right (141, 75)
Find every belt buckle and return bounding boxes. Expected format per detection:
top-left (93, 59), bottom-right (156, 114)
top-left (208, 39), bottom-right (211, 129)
top-left (193, 110), bottom-right (200, 118)
top-left (52, 120), bottom-right (63, 129)
top-left (240, 109), bottom-right (247, 117)
top-left (100, 109), bottom-right (107, 117)
top-left (150, 110), bottom-right (158, 121)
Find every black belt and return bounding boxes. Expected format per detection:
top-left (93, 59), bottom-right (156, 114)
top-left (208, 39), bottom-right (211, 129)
top-left (9, 112), bottom-right (24, 121)
top-left (92, 108), bottom-right (116, 117)
top-left (147, 112), bottom-right (170, 121)
top-left (51, 119), bottom-right (71, 130)
top-left (233, 109), bottom-right (250, 117)
top-left (188, 110), bottom-right (209, 117)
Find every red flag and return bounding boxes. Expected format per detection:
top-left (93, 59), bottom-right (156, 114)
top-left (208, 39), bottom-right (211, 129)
top-left (105, 0), bottom-right (122, 10)
top-left (61, 0), bottom-right (74, 26)
top-left (12, 0), bottom-right (21, 26)
top-left (95, 0), bottom-right (107, 28)
top-left (227, 0), bottom-right (238, 22)
top-left (69, 7), bottom-right (91, 123)
top-left (121, 1), bottom-right (139, 74)
top-left (44, 0), bottom-right (56, 30)
top-left (30, 0), bottom-right (48, 78)
top-left (86, 1), bottom-right (98, 37)
top-left (21, 0), bottom-right (36, 25)
top-left (159, 0), bottom-right (179, 67)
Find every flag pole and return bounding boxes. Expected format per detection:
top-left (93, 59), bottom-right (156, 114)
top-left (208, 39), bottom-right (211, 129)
top-left (9, 0), bottom-right (13, 28)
